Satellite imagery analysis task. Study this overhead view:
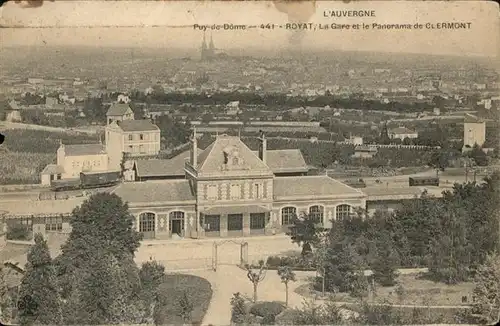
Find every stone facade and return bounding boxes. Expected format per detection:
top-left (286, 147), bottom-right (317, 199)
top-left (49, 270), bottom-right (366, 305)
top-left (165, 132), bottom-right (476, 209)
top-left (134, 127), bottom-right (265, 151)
top-left (114, 133), bottom-right (367, 240)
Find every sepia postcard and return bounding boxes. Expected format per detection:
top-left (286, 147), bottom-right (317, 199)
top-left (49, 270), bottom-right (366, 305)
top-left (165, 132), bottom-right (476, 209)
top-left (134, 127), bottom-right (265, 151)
top-left (0, 0), bottom-right (499, 325)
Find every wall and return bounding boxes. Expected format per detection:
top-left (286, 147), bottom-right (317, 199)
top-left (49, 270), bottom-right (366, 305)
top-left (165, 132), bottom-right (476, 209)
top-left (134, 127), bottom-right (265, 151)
top-left (271, 198), bottom-right (366, 231)
top-left (40, 173), bottom-right (51, 186)
top-left (366, 200), bottom-right (404, 216)
top-left (196, 178), bottom-right (274, 204)
top-left (464, 122), bottom-right (486, 147)
top-left (62, 153), bottom-right (109, 178)
top-left (123, 130), bottom-right (161, 156)
top-left (130, 204), bottom-right (196, 240)
top-left (106, 127), bottom-right (125, 171)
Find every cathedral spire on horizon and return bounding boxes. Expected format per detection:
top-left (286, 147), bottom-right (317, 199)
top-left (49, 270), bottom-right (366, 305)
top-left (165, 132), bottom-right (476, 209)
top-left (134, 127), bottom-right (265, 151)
top-left (201, 32), bottom-right (215, 61)
top-left (209, 33), bottom-right (215, 50)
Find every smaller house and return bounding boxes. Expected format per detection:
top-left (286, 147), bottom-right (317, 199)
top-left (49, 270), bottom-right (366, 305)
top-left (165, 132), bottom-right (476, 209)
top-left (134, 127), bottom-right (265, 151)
top-left (2, 100), bottom-right (22, 122)
top-left (40, 164), bottom-right (65, 186)
top-left (106, 103), bottom-right (134, 125)
top-left (56, 142), bottom-right (109, 179)
top-left (352, 145), bottom-right (378, 159)
top-left (388, 127), bottom-right (418, 141)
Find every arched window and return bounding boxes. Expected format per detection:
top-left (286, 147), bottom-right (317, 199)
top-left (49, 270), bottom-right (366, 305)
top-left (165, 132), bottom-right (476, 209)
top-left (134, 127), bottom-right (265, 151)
top-left (281, 207), bottom-right (297, 225)
top-left (309, 205), bottom-right (324, 224)
top-left (139, 212), bottom-right (155, 232)
top-left (336, 205), bottom-right (352, 221)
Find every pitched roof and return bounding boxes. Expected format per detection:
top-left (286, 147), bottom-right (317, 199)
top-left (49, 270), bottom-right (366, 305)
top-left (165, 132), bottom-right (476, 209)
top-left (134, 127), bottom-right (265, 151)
top-left (117, 120), bottom-right (160, 132)
top-left (273, 176), bottom-right (365, 199)
top-left (106, 103), bottom-right (132, 116)
top-left (41, 164), bottom-right (65, 175)
top-left (251, 149), bottom-right (309, 173)
top-left (2, 198), bottom-right (85, 217)
top-left (464, 113), bottom-right (484, 123)
top-left (112, 180), bottom-right (195, 204)
top-left (135, 148), bottom-right (203, 177)
top-left (196, 135), bottom-right (273, 175)
top-left (63, 143), bottom-right (106, 156)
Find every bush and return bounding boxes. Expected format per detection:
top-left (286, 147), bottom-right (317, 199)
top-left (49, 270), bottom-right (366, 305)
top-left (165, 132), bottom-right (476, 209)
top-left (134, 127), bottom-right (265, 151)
top-left (250, 301), bottom-right (285, 318)
top-left (230, 292), bottom-right (247, 324)
top-left (6, 223), bottom-right (31, 240)
top-left (265, 255), bottom-right (315, 270)
top-left (153, 274), bottom-right (212, 325)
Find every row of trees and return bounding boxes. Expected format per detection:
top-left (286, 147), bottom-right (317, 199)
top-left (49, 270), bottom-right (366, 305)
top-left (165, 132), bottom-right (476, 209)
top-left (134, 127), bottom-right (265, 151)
top-left (0, 193), bottom-right (170, 325)
top-left (288, 172), bottom-right (499, 292)
top-left (127, 89), bottom-right (455, 114)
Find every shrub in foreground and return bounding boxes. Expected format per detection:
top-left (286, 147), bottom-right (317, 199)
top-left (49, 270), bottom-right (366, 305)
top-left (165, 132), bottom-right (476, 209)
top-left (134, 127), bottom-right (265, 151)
top-left (250, 301), bottom-right (285, 318)
top-left (153, 274), bottom-right (212, 325)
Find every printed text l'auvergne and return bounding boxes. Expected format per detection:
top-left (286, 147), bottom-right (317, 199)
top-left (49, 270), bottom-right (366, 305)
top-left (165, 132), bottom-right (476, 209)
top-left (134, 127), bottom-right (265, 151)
top-left (323, 10), bottom-right (376, 18)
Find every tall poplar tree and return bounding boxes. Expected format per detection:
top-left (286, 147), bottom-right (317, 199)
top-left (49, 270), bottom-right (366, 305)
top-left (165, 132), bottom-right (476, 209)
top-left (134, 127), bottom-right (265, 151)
top-left (18, 233), bottom-right (62, 326)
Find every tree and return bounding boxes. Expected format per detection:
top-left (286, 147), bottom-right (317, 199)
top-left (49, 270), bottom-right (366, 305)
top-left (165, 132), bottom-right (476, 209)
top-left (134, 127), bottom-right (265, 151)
top-left (428, 150), bottom-right (450, 174)
top-left (277, 266), bottom-right (297, 307)
top-left (426, 201), bottom-right (471, 284)
top-left (468, 144), bottom-right (488, 166)
top-left (119, 152), bottom-right (127, 179)
top-left (55, 193), bottom-right (144, 324)
top-left (378, 123), bottom-right (391, 144)
top-left (0, 266), bottom-right (13, 324)
top-left (63, 246), bottom-right (143, 325)
top-left (82, 97), bottom-right (106, 122)
top-left (371, 230), bottom-right (400, 287)
top-left (61, 193), bottom-right (142, 261)
top-left (139, 260), bottom-right (165, 307)
top-left (18, 233), bottom-right (63, 326)
top-left (230, 292), bottom-right (247, 324)
top-left (471, 252), bottom-right (500, 324)
top-left (245, 261), bottom-right (267, 303)
top-left (287, 213), bottom-right (326, 257)
top-left (178, 291), bottom-right (194, 323)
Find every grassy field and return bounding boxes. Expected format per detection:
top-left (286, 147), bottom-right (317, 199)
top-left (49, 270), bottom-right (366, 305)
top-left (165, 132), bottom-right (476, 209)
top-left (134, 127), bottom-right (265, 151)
top-left (0, 129), bottom-right (100, 185)
top-left (0, 151), bottom-right (55, 184)
top-left (3, 129), bottom-right (101, 153)
top-left (154, 274), bottom-right (212, 325)
top-left (294, 273), bottom-right (474, 307)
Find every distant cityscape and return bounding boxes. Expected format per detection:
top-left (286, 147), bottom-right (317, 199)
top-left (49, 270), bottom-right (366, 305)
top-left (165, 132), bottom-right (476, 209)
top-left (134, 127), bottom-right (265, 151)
top-left (0, 39), bottom-right (499, 326)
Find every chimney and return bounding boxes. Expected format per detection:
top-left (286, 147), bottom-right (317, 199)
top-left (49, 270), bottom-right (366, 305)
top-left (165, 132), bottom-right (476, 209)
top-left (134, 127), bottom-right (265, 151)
top-left (190, 127), bottom-right (198, 167)
top-left (258, 131), bottom-right (267, 164)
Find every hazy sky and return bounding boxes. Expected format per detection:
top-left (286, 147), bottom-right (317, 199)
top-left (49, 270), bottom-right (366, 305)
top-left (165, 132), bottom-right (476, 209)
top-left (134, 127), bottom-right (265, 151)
top-left (0, 1), bottom-right (498, 57)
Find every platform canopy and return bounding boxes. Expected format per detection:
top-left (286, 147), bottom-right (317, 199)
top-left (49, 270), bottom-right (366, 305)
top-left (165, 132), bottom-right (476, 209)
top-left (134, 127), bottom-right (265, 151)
top-left (202, 205), bottom-right (270, 216)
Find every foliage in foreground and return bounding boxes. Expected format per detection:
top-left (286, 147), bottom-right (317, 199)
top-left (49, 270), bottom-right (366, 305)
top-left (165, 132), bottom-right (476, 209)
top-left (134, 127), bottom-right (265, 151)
top-left (275, 299), bottom-right (344, 325)
top-left (154, 274), bottom-right (212, 325)
top-left (6, 223), bottom-right (31, 241)
top-left (471, 252), bottom-right (500, 324)
top-left (17, 233), bottom-right (63, 326)
top-left (311, 173), bottom-right (500, 293)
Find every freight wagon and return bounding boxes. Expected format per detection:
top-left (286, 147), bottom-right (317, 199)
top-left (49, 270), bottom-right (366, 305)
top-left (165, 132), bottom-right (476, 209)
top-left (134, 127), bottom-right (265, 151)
top-left (343, 178), bottom-right (367, 188)
top-left (51, 171), bottom-right (121, 192)
top-left (408, 176), bottom-right (440, 187)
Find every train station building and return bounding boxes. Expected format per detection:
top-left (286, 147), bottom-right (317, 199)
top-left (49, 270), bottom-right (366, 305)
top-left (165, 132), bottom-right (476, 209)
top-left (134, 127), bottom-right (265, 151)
top-left (112, 131), bottom-right (367, 239)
